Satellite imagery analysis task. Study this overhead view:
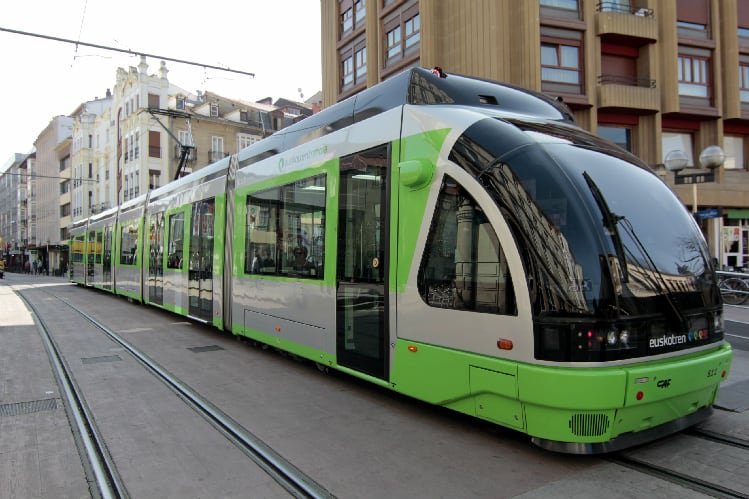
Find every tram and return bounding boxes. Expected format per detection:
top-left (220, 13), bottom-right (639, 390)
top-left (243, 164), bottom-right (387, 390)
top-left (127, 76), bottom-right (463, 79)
top-left (69, 67), bottom-right (732, 453)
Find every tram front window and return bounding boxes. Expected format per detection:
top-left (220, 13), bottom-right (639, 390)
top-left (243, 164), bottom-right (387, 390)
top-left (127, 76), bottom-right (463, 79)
top-left (450, 118), bottom-right (715, 317)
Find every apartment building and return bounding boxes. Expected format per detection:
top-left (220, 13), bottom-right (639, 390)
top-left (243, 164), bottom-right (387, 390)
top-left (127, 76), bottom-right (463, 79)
top-left (33, 115), bottom-right (74, 273)
top-left (322, 0), bottom-right (749, 268)
top-left (0, 154), bottom-right (25, 269)
top-left (69, 57), bottom-right (307, 219)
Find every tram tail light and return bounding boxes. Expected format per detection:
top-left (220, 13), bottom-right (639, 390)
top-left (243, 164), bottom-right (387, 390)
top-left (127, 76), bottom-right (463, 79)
top-left (497, 339), bottom-right (513, 350)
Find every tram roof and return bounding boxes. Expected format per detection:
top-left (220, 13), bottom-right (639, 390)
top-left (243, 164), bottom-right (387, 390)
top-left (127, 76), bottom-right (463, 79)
top-left (236, 67), bottom-right (575, 167)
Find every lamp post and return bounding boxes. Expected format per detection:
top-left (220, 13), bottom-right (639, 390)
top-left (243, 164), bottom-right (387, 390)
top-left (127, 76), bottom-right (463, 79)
top-left (665, 146), bottom-right (726, 265)
top-left (665, 146), bottom-right (726, 214)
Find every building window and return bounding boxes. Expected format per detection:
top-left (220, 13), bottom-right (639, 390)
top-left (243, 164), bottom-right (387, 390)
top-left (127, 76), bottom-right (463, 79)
top-left (149, 170), bottom-right (161, 190)
top-left (404, 13), bottom-right (420, 49)
top-left (237, 133), bottom-right (259, 152)
top-left (386, 25), bottom-right (401, 59)
top-left (354, 0), bottom-right (366, 28)
top-left (149, 130), bottom-right (161, 158)
top-left (662, 131), bottom-right (694, 166)
top-left (676, 0), bottom-right (709, 39)
top-left (678, 53), bottom-right (709, 98)
top-left (340, 39), bottom-right (367, 93)
top-left (540, 0), bottom-right (578, 9)
top-left (724, 136), bottom-right (745, 170)
top-left (210, 136), bottom-right (224, 162)
top-left (540, 0), bottom-right (580, 19)
top-left (176, 97), bottom-right (185, 110)
top-left (740, 62), bottom-right (749, 103)
top-left (541, 39), bottom-right (582, 94)
top-left (210, 103), bottom-right (219, 118)
top-left (598, 126), bottom-right (632, 152)
top-left (355, 44), bottom-right (367, 80)
top-left (178, 129), bottom-right (192, 147)
top-left (148, 93), bottom-right (159, 109)
top-left (342, 53), bottom-right (354, 87)
top-left (340, 0), bottom-right (353, 36)
top-left (382, 4), bottom-right (419, 67)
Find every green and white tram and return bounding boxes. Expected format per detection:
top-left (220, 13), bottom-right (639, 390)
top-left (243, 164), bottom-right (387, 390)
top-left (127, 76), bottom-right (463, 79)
top-left (70, 67), bottom-right (732, 453)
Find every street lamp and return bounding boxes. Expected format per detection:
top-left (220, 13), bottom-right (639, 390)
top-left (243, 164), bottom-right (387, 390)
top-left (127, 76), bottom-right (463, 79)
top-left (665, 145), bottom-right (726, 214)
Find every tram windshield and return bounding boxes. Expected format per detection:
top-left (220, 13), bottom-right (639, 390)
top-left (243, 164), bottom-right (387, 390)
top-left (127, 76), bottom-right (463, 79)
top-left (449, 118), bottom-right (716, 317)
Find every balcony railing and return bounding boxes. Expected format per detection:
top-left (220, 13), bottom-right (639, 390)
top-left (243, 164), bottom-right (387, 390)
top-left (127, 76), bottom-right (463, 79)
top-left (173, 144), bottom-right (197, 162)
top-left (208, 150), bottom-right (228, 163)
top-left (598, 74), bottom-right (655, 88)
top-left (596, 2), bottom-right (653, 16)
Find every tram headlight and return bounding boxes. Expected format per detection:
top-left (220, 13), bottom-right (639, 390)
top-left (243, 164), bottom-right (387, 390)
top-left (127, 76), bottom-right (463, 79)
top-left (606, 330), bottom-right (618, 346)
top-left (619, 329), bottom-right (630, 347)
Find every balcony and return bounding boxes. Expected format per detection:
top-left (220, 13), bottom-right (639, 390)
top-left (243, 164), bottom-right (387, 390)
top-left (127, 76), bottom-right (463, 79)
top-left (208, 150), bottom-right (228, 163)
top-left (173, 144), bottom-right (197, 162)
top-left (596, 3), bottom-right (657, 45)
top-left (597, 75), bottom-right (659, 112)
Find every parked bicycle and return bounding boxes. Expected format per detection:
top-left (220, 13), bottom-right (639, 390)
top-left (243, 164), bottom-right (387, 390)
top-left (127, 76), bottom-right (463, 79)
top-left (717, 270), bottom-right (749, 305)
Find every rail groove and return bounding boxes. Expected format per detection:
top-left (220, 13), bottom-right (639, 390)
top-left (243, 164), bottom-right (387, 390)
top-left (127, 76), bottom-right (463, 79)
top-left (30, 288), bottom-right (335, 499)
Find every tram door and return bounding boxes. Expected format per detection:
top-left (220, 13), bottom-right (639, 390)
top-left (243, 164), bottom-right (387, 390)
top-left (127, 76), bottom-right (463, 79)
top-left (188, 199), bottom-right (215, 321)
top-left (148, 213), bottom-right (164, 305)
top-left (336, 146), bottom-right (389, 380)
top-left (102, 225), bottom-right (113, 290)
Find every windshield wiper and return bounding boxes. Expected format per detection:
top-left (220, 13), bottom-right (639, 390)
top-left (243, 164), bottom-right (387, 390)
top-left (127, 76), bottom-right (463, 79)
top-left (583, 171), bottom-right (689, 331)
top-left (582, 171), bottom-right (629, 283)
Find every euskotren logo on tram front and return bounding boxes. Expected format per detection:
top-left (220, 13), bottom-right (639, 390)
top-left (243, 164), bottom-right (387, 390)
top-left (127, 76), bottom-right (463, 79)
top-left (649, 329), bottom-right (709, 349)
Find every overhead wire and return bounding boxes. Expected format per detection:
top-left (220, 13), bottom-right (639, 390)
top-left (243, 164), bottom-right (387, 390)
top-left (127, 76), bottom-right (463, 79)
top-left (71, 0), bottom-right (88, 66)
top-left (0, 26), bottom-right (255, 78)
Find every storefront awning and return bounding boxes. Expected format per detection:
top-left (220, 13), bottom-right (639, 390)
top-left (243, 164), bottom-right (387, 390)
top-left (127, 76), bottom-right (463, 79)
top-left (727, 209), bottom-right (749, 219)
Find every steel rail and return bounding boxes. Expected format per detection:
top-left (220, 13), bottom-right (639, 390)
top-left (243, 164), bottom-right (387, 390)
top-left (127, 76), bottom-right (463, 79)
top-left (46, 290), bottom-right (334, 499)
top-left (611, 454), bottom-right (749, 499)
top-left (18, 291), bottom-right (128, 499)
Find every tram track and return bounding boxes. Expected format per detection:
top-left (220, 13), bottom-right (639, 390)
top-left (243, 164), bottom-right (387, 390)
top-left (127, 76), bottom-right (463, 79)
top-left (20, 287), bottom-right (335, 499)
top-left (687, 427), bottom-right (749, 451)
top-left (17, 290), bottom-right (128, 499)
top-left (611, 429), bottom-right (749, 499)
top-left (611, 453), bottom-right (748, 499)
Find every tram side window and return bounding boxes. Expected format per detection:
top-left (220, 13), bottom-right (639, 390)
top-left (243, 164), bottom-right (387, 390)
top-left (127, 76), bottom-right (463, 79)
top-left (87, 231), bottom-right (96, 264)
top-left (167, 212), bottom-right (185, 269)
top-left (72, 235), bottom-right (85, 263)
top-left (119, 223), bottom-right (139, 265)
top-left (418, 176), bottom-right (517, 315)
top-left (95, 231), bottom-right (103, 264)
top-left (245, 174), bottom-right (326, 278)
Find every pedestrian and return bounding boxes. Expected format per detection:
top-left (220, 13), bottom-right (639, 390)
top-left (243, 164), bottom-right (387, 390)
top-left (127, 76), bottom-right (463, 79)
top-left (24, 260), bottom-right (30, 273)
top-left (32, 260), bottom-right (38, 275)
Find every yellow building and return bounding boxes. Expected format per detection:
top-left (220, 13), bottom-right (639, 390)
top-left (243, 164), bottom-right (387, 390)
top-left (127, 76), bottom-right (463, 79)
top-left (322, 0), bottom-right (749, 269)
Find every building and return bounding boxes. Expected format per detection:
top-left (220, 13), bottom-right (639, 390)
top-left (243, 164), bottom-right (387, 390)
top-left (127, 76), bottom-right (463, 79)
top-left (0, 59), bottom-right (317, 275)
top-left (67, 57), bottom-right (307, 219)
top-left (322, 0), bottom-right (749, 269)
top-left (69, 93), bottom-right (113, 232)
top-left (33, 116), bottom-right (73, 274)
top-left (0, 154), bottom-right (27, 270)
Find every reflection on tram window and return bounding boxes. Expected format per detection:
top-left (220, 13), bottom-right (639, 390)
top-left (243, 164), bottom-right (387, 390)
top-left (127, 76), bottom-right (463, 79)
top-left (245, 174), bottom-right (326, 278)
top-left (418, 175), bottom-right (517, 315)
top-left (167, 212), bottom-right (185, 269)
top-left (119, 223), bottom-right (139, 265)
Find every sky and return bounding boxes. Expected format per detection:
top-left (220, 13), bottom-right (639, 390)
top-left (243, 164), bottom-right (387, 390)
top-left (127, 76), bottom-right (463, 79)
top-left (0, 0), bottom-right (322, 166)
